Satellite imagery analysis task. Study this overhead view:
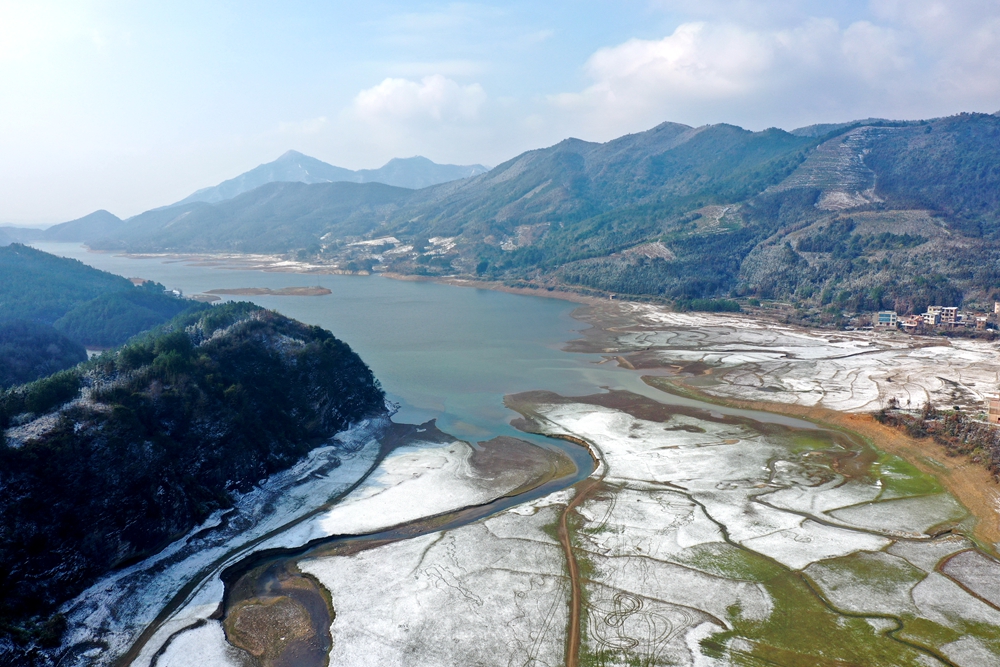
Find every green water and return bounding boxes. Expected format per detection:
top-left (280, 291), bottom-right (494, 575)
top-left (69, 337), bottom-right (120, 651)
top-left (32, 243), bottom-right (816, 439)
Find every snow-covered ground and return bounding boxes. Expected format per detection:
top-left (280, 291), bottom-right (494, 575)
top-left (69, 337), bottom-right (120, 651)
top-left (129, 433), bottom-right (565, 666)
top-left (54, 418), bottom-right (389, 667)
top-left (522, 396), bottom-right (1000, 665)
top-left (583, 302), bottom-right (1000, 412)
top-left (117, 389), bottom-right (1000, 666)
top-left (301, 508), bottom-right (569, 667)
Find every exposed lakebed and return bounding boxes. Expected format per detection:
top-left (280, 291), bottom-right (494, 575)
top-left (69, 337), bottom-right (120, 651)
top-left (31, 244), bottom-right (1000, 667)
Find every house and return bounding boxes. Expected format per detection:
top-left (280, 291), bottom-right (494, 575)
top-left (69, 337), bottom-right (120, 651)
top-left (924, 307), bottom-right (942, 326)
top-left (995, 301), bottom-right (1000, 315)
top-left (989, 398), bottom-right (1000, 425)
top-left (874, 311), bottom-right (898, 328)
top-left (976, 315), bottom-right (989, 330)
top-left (899, 315), bottom-right (925, 332)
top-left (940, 307), bottom-right (959, 325)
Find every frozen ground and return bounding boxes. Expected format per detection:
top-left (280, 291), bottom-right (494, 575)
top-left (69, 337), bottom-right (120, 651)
top-left (54, 418), bottom-right (389, 667)
top-left (575, 302), bottom-right (1000, 412)
top-left (127, 391), bottom-right (1000, 666)
top-left (133, 433), bottom-right (565, 666)
top-left (522, 395), bottom-right (1000, 665)
top-left (301, 509), bottom-right (569, 667)
top-left (269, 392), bottom-right (1000, 666)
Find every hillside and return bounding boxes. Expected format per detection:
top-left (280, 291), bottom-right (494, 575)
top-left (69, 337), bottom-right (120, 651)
top-left (174, 150), bottom-right (488, 206)
top-left (0, 303), bottom-right (386, 655)
top-left (0, 322), bottom-right (86, 389)
top-left (0, 244), bottom-right (135, 324)
top-left (94, 181), bottom-right (414, 253)
top-left (82, 113), bottom-right (1000, 319)
top-left (0, 245), bottom-right (206, 385)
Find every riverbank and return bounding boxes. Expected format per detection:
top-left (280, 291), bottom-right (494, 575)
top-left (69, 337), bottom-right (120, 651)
top-left (645, 375), bottom-right (1000, 552)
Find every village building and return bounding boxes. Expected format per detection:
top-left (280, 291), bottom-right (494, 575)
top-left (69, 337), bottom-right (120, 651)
top-left (874, 311), bottom-right (898, 328)
top-left (990, 397), bottom-right (1000, 425)
top-left (899, 315), bottom-right (925, 332)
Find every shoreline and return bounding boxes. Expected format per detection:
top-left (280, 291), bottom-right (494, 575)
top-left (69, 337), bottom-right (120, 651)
top-left (645, 376), bottom-right (1000, 554)
top-left (62, 245), bottom-right (1000, 549)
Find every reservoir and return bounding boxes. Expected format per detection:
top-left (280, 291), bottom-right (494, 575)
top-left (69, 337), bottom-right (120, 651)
top-left (31, 243), bottom-right (1000, 667)
top-left (31, 242), bottom-right (815, 439)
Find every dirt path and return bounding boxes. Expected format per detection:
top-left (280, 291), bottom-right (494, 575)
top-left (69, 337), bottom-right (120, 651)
top-left (647, 377), bottom-right (1000, 552)
top-left (557, 476), bottom-right (600, 667)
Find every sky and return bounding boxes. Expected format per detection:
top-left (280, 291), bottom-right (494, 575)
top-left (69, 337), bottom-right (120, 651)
top-left (2, 0), bottom-right (999, 224)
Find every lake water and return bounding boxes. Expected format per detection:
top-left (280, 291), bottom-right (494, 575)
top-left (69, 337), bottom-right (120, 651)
top-left (32, 242), bottom-right (815, 438)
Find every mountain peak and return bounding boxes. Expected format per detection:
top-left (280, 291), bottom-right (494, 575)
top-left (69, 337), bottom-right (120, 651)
top-left (172, 152), bottom-right (489, 206)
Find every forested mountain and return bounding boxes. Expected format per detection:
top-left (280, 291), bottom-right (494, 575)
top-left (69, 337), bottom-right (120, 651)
top-left (52, 282), bottom-right (200, 347)
top-left (0, 245), bottom-right (205, 384)
top-left (0, 303), bottom-right (386, 657)
top-left (0, 322), bottom-right (86, 389)
top-left (94, 181), bottom-right (413, 252)
top-left (78, 112), bottom-right (1000, 318)
top-left (0, 244), bottom-right (134, 323)
top-left (174, 150), bottom-right (488, 205)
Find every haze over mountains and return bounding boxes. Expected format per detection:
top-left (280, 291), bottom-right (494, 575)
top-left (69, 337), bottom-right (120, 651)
top-left (0, 153), bottom-right (488, 245)
top-left (174, 151), bottom-right (489, 205)
top-left (14, 112), bottom-right (1000, 323)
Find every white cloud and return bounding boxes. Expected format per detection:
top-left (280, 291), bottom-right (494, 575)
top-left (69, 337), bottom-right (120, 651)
top-left (550, 8), bottom-right (1000, 135)
top-left (353, 74), bottom-right (486, 123)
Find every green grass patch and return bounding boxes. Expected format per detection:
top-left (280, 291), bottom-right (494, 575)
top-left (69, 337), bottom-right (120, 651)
top-left (705, 572), bottom-right (931, 666)
top-left (674, 542), bottom-right (786, 582)
top-left (874, 453), bottom-right (943, 499)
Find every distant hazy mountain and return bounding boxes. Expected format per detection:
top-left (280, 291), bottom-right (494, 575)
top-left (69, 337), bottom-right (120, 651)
top-left (98, 181), bottom-right (413, 252)
top-left (174, 151), bottom-right (488, 206)
top-left (41, 209), bottom-right (124, 242)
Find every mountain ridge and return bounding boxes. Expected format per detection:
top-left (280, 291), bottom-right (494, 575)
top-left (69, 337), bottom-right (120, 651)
top-left (173, 151), bottom-right (489, 206)
top-left (55, 112), bottom-right (1000, 323)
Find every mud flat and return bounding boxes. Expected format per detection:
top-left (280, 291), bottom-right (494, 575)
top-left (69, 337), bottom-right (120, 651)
top-left (139, 427), bottom-right (582, 667)
top-left (265, 386), bottom-right (1000, 667)
top-left (507, 389), bottom-right (1000, 667)
top-left (116, 251), bottom-right (370, 275)
top-left (204, 286), bottom-right (333, 296)
top-left (569, 301), bottom-right (1000, 413)
top-left (563, 299), bottom-right (1000, 548)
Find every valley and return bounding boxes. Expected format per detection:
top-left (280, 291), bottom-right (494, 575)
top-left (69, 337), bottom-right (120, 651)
top-left (7, 246), bottom-right (999, 666)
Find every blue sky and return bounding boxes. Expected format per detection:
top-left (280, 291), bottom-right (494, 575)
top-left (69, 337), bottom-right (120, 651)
top-left (2, 0), bottom-right (999, 223)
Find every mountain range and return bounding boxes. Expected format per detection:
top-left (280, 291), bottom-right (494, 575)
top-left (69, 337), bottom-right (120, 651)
top-left (0, 153), bottom-right (488, 245)
top-left (173, 151), bottom-right (488, 205)
top-left (15, 112), bottom-right (1000, 323)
